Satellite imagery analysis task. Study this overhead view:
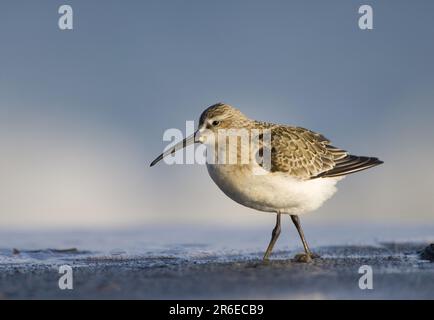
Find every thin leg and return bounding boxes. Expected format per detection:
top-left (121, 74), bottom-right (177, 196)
top-left (290, 215), bottom-right (319, 261)
top-left (263, 213), bottom-right (281, 261)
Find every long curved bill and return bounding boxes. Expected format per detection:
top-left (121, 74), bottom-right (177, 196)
top-left (150, 131), bottom-right (199, 167)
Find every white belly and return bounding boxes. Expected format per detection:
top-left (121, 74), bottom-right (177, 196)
top-left (207, 164), bottom-right (341, 215)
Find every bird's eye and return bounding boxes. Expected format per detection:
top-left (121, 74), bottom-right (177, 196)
top-left (212, 120), bottom-right (220, 126)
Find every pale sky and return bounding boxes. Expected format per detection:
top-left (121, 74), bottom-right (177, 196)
top-left (1, 0), bottom-right (434, 229)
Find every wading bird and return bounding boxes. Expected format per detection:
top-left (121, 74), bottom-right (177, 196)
top-left (150, 103), bottom-right (383, 262)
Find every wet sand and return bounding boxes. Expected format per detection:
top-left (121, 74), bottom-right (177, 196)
top-left (1, 242), bottom-right (433, 299)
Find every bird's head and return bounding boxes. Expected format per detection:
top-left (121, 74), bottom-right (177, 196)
top-left (196, 103), bottom-right (249, 143)
top-left (149, 102), bottom-right (250, 167)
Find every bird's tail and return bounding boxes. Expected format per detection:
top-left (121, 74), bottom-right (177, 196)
top-left (316, 155), bottom-right (383, 178)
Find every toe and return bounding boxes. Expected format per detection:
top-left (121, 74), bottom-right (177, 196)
top-left (293, 253), bottom-right (312, 263)
top-left (310, 252), bottom-right (321, 259)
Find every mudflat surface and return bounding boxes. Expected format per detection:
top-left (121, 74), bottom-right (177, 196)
top-left (1, 242), bottom-right (433, 299)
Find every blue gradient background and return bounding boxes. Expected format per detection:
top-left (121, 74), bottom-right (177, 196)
top-left (0, 0), bottom-right (433, 230)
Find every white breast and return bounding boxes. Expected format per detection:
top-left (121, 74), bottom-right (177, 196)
top-left (207, 163), bottom-right (341, 215)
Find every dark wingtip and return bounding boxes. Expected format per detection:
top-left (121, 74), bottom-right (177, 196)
top-left (374, 158), bottom-right (384, 165)
top-left (314, 155), bottom-right (384, 179)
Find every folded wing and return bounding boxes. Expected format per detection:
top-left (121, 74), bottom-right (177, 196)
top-left (258, 125), bottom-right (383, 179)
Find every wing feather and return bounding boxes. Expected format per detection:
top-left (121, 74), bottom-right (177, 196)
top-left (256, 125), bottom-right (382, 179)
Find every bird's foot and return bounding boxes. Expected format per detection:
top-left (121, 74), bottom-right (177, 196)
top-left (310, 252), bottom-right (321, 259)
top-left (292, 252), bottom-right (320, 263)
top-left (292, 253), bottom-right (312, 263)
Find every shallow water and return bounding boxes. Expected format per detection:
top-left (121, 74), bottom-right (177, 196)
top-left (0, 224), bottom-right (433, 299)
top-left (1, 223), bottom-right (433, 267)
